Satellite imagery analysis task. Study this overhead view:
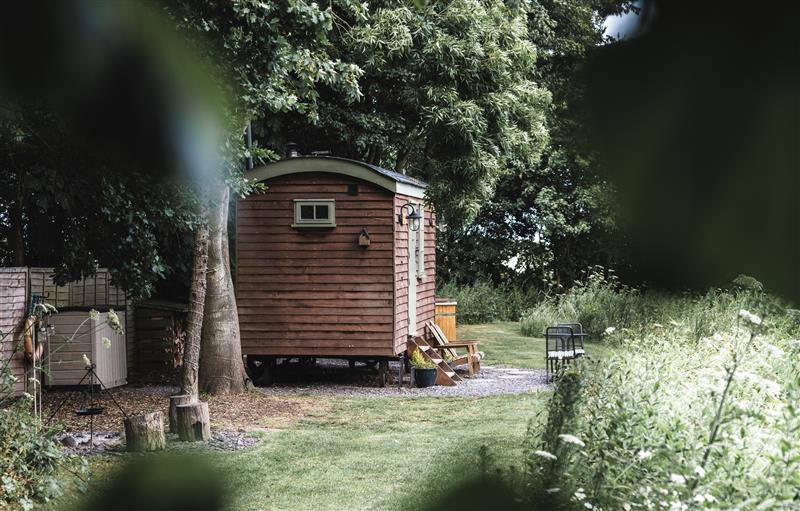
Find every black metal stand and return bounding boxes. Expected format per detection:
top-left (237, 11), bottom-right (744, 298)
top-left (46, 364), bottom-right (128, 448)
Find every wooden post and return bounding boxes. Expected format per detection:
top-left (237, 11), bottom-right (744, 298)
top-left (124, 412), bottom-right (166, 452)
top-left (168, 394), bottom-right (195, 433)
top-left (176, 401), bottom-right (211, 442)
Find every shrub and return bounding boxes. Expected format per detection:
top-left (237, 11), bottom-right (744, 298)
top-left (522, 297), bottom-right (800, 510)
top-left (0, 303), bottom-right (92, 509)
top-left (437, 280), bottom-right (534, 324)
top-left (0, 393), bottom-right (79, 510)
top-left (521, 271), bottom-right (799, 339)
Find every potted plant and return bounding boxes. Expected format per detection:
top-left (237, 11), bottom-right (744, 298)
top-left (409, 349), bottom-right (438, 388)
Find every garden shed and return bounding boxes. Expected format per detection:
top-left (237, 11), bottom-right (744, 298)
top-left (236, 156), bottom-right (436, 373)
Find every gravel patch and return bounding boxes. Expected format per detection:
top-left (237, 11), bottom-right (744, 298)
top-left (256, 359), bottom-right (550, 397)
top-left (56, 429), bottom-right (261, 456)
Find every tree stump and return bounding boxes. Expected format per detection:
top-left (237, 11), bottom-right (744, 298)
top-left (124, 411), bottom-right (166, 452)
top-left (176, 401), bottom-right (211, 442)
top-left (168, 394), bottom-right (195, 433)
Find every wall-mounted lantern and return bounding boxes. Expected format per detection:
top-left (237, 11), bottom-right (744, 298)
top-left (358, 228), bottom-right (371, 248)
top-left (397, 203), bottom-right (422, 232)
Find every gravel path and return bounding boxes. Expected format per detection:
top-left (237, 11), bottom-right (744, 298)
top-left (257, 359), bottom-right (550, 397)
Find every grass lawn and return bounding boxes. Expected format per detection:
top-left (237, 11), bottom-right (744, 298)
top-left (61, 393), bottom-right (546, 511)
top-left (459, 321), bottom-right (616, 369)
top-left (60, 321), bottom-right (612, 510)
top-left (213, 393), bottom-right (545, 510)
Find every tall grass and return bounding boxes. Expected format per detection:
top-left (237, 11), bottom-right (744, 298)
top-left (437, 280), bottom-right (535, 324)
top-left (519, 271), bottom-right (797, 338)
top-left (518, 284), bottom-right (800, 510)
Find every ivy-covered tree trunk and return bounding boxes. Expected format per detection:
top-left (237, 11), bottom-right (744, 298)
top-left (179, 212), bottom-right (209, 399)
top-left (199, 185), bottom-right (246, 394)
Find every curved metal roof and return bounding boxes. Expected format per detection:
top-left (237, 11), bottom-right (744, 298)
top-left (246, 156), bottom-right (427, 198)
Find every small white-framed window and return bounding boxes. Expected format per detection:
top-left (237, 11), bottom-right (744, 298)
top-left (292, 199), bottom-right (336, 228)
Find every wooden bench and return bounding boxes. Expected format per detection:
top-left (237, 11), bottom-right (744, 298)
top-left (425, 322), bottom-right (483, 376)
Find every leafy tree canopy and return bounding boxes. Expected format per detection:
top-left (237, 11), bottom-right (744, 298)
top-left (273, 0), bottom-right (551, 222)
top-left (438, 0), bottom-right (636, 291)
top-left (0, 0), bottom-right (365, 298)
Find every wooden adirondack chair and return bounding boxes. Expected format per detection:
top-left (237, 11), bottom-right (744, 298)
top-left (425, 322), bottom-right (484, 376)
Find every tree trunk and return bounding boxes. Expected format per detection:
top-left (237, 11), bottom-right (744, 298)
top-left (168, 394), bottom-right (195, 433)
top-left (176, 401), bottom-right (211, 442)
top-left (180, 215), bottom-right (209, 399)
top-left (124, 412), bottom-right (166, 452)
top-left (199, 185), bottom-right (246, 394)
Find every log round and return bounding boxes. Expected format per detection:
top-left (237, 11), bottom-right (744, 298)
top-left (124, 411), bottom-right (166, 452)
top-left (176, 401), bottom-right (211, 442)
top-left (168, 394), bottom-right (195, 433)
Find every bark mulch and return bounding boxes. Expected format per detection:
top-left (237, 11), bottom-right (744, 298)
top-left (42, 384), bottom-right (317, 434)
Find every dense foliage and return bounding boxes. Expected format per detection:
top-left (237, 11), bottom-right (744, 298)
top-left (0, 398), bottom-right (73, 510)
top-left (0, 107), bottom-right (201, 299)
top-left (439, 0), bottom-right (635, 291)
top-left (285, 0), bottom-right (551, 221)
top-left (519, 284), bottom-right (800, 509)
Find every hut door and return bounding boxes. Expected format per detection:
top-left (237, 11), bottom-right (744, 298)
top-left (407, 205), bottom-right (418, 336)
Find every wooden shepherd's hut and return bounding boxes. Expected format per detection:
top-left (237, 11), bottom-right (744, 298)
top-left (236, 156), bottom-right (435, 383)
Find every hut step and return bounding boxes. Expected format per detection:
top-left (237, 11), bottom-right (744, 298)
top-left (406, 335), bottom-right (459, 387)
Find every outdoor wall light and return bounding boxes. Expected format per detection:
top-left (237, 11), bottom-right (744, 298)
top-left (397, 203), bottom-right (422, 232)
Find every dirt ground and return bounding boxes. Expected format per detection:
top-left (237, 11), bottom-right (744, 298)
top-left (41, 384), bottom-right (322, 433)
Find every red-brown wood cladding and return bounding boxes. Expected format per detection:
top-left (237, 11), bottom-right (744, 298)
top-left (236, 173), bottom-right (398, 356)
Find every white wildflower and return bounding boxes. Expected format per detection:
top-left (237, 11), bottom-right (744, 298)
top-left (652, 323), bottom-right (664, 328)
top-left (637, 449), bottom-right (653, 461)
top-left (88, 309), bottom-right (100, 322)
top-left (583, 502), bottom-right (594, 510)
top-left (559, 434), bottom-right (586, 447)
top-left (692, 493), bottom-right (715, 504)
top-left (622, 503), bottom-right (631, 511)
top-left (604, 326), bottom-right (616, 335)
top-left (107, 309), bottom-right (123, 334)
top-left (533, 450), bottom-right (557, 461)
top-left (669, 474), bottom-right (686, 486)
top-left (734, 371), bottom-right (782, 396)
top-left (694, 465), bottom-right (705, 478)
top-left (546, 487), bottom-right (561, 494)
top-left (102, 336), bottom-right (111, 349)
top-left (574, 489), bottom-right (586, 501)
top-left (81, 354), bottom-right (92, 367)
top-left (763, 343), bottom-right (784, 359)
top-left (668, 319), bottom-right (680, 326)
top-left (738, 309), bottom-right (762, 326)
top-left (712, 332), bottom-right (728, 343)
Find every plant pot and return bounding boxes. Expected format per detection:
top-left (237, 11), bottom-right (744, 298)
top-left (412, 367), bottom-right (437, 388)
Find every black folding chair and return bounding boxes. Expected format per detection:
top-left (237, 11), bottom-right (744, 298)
top-left (557, 322), bottom-right (585, 357)
top-left (545, 325), bottom-right (577, 382)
